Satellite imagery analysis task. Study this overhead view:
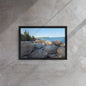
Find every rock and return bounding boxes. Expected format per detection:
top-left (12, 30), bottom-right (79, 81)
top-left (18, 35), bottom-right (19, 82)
top-left (42, 42), bottom-right (46, 45)
top-left (48, 54), bottom-right (58, 58)
top-left (44, 45), bottom-right (58, 54)
top-left (57, 54), bottom-right (64, 58)
top-left (45, 41), bottom-right (52, 45)
top-left (34, 44), bottom-right (43, 49)
top-left (52, 40), bottom-right (62, 46)
top-left (60, 43), bottom-right (65, 47)
top-left (48, 41), bottom-right (52, 45)
top-left (35, 39), bottom-right (46, 43)
top-left (21, 41), bottom-right (34, 57)
top-left (29, 49), bottom-right (48, 58)
top-left (35, 39), bottom-right (41, 42)
top-left (57, 47), bottom-right (65, 58)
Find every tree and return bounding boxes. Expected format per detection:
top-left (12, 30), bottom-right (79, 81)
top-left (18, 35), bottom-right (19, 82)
top-left (21, 30), bottom-right (35, 41)
top-left (21, 34), bottom-right (25, 41)
top-left (32, 35), bottom-right (35, 40)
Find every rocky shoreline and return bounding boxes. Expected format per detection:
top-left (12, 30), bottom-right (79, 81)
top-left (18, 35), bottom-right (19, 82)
top-left (21, 39), bottom-right (65, 59)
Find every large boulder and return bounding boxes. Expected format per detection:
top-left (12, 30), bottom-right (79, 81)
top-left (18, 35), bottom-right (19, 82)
top-left (57, 47), bottom-right (65, 58)
top-left (29, 49), bottom-right (48, 58)
top-left (45, 41), bottom-right (52, 45)
top-left (60, 43), bottom-right (65, 47)
top-left (41, 42), bottom-right (46, 45)
top-left (34, 44), bottom-right (43, 49)
top-left (48, 41), bottom-right (52, 45)
top-left (52, 40), bottom-right (62, 46)
top-left (44, 45), bottom-right (58, 54)
top-left (21, 41), bottom-right (34, 57)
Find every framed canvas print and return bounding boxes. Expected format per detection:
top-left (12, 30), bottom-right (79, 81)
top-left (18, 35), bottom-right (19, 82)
top-left (19, 26), bottom-right (67, 60)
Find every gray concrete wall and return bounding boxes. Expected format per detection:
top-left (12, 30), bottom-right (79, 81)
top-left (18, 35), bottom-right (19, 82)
top-left (0, 0), bottom-right (86, 86)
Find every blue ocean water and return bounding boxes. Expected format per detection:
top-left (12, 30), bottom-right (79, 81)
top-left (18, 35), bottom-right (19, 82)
top-left (39, 37), bottom-right (65, 43)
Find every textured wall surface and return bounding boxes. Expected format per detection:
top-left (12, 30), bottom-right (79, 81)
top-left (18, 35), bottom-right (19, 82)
top-left (0, 0), bottom-right (86, 86)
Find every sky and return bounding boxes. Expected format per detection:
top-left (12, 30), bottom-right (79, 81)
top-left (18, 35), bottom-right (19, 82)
top-left (21, 28), bottom-right (65, 38)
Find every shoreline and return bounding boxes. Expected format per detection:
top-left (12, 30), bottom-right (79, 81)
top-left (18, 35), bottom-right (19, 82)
top-left (21, 39), bottom-right (65, 59)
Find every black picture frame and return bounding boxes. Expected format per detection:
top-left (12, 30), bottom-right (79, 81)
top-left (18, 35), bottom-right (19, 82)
top-left (19, 26), bottom-right (67, 60)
